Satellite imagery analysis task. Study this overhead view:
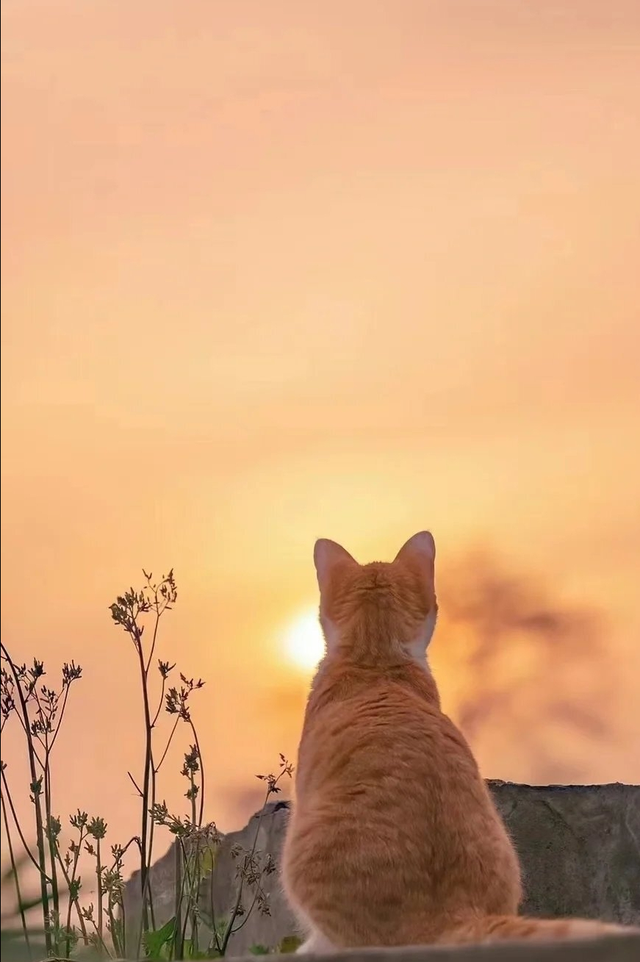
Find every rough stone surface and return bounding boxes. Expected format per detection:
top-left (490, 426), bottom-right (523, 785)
top-left (209, 799), bottom-right (293, 954)
top-left (492, 783), bottom-right (640, 925)
top-left (123, 783), bottom-right (640, 957)
top-left (261, 936), bottom-right (640, 961)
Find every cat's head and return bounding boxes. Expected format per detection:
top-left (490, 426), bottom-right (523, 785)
top-left (313, 532), bottom-right (438, 667)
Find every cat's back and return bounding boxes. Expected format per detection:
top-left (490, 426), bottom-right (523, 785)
top-left (294, 659), bottom-right (487, 814)
top-left (282, 659), bottom-right (521, 945)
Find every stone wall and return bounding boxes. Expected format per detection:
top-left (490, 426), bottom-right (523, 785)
top-left (123, 782), bottom-right (640, 957)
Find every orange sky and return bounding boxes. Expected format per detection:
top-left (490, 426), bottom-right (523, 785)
top-left (2, 0), bottom-right (640, 870)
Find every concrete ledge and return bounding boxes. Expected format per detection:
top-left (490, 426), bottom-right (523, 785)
top-left (256, 936), bottom-right (640, 961)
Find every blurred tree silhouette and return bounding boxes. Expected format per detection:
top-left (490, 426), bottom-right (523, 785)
top-left (434, 551), bottom-right (612, 783)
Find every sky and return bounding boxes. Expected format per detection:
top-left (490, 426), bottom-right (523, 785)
top-left (2, 0), bottom-right (640, 878)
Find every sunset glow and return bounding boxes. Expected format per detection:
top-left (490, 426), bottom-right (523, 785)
top-left (283, 609), bottom-right (325, 673)
top-left (2, 1), bottom-right (639, 845)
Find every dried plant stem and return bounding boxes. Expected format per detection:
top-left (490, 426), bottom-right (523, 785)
top-left (188, 719), bottom-right (205, 826)
top-left (119, 893), bottom-right (128, 959)
top-left (96, 836), bottom-right (104, 950)
top-left (111, 574), bottom-right (178, 955)
top-left (1, 643), bottom-right (52, 954)
top-left (221, 790), bottom-right (268, 953)
top-left (106, 900), bottom-right (120, 958)
top-left (189, 775), bottom-right (199, 953)
top-left (56, 829), bottom-right (89, 953)
top-left (179, 840), bottom-right (196, 958)
top-left (86, 917), bottom-right (113, 958)
top-left (1, 789), bottom-right (32, 960)
top-left (155, 717), bottom-right (180, 772)
top-left (1, 767), bottom-right (52, 879)
top-left (134, 633), bottom-right (153, 944)
top-left (173, 841), bottom-right (184, 961)
top-left (42, 744), bottom-right (61, 940)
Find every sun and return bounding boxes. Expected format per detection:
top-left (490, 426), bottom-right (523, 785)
top-left (283, 608), bottom-right (325, 671)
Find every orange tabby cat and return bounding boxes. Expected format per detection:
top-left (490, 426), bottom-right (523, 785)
top-left (281, 532), bottom-right (638, 952)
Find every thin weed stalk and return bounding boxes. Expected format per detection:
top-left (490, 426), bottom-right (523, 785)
top-left (219, 756), bottom-right (293, 955)
top-left (109, 570), bottom-right (178, 952)
top-left (1, 646), bottom-right (53, 953)
top-left (2, 565), bottom-right (293, 960)
top-left (1, 791), bottom-right (32, 960)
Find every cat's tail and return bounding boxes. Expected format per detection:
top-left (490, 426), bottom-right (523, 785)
top-left (441, 914), bottom-right (640, 945)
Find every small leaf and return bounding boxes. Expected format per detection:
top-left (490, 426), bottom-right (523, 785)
top-left (144, 916), bottom-right (177, 959)
top-left (279, 936), bottom-right (302, 954)
top-left (183, 941), bottom-right (210, 960)
top-left (198, 844), bottom-right (218, 878)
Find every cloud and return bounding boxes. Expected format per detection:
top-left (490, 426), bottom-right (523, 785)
top-left (433, 549), bottom-right (618, 784)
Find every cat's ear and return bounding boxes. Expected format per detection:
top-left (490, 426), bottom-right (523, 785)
top-left (394, 531), bottom-right (436, 574)
top-left (314, 539), bottom-right (357, 591)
